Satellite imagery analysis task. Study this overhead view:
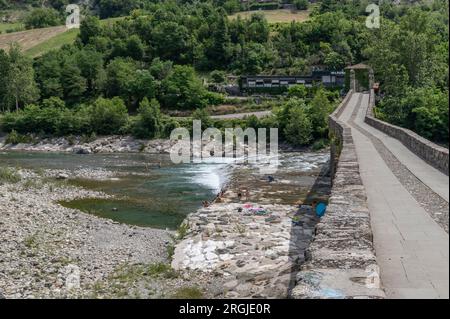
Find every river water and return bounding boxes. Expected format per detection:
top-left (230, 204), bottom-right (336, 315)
top-left (0, 152), bottom-right (230, 229)
top-left (0, 151), bottom-right (330, 230)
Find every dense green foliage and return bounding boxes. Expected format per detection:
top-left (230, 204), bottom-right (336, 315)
top-left (0, 0), bottom-right (448, 145)
top-left (24, 7), bottom-right (62, 29)
top-left (362, 3), bottom-right (449, 143)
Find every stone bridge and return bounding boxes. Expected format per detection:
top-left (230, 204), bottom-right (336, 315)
top-left (293, 87), bottom-right (449, 299)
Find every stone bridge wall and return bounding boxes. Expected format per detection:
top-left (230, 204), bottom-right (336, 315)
top-left (292, 91), bottom-right (385, 299)
top-left (365, 90), bottom-right (449, 175)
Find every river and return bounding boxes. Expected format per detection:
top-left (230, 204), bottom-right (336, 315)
top-left (0, 150), bottom-right (330, 230)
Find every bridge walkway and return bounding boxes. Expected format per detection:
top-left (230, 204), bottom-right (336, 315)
top-left (338, 92), bottom-right (449, 299)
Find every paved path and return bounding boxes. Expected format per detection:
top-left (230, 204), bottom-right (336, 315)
top-left (338, 93), bottom-right (449, 299)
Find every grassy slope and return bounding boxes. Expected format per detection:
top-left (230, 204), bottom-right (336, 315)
top-left (24, 28), bottom-right (79, 57)
top-left (228, 9), bottom-right (311, 23)
top-left (24, 17), bottom-right (124, 57)
top-left (0, 16), bottom-right (124, 58)
top-left (0, 22), bottom-right (24, 33)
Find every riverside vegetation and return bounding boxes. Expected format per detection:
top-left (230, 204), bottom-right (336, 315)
top-left (1, 0), bottom-right (448, 146)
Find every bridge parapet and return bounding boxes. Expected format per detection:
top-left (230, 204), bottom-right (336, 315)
top-left (291, 91), bottom-right (385, 299)
top-left (365, 90), bottom-right (449, 175)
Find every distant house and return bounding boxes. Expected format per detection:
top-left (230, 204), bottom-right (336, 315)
top-left (239, 70), bottom-right (345, 93)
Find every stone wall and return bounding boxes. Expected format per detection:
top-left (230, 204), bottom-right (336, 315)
top-left (365, 90), bottom-right (449, 175)
top-left (291, 91), bottom-right (385, 299)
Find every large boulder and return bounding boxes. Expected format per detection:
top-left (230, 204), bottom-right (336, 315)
top-left (72, 147), bottom-right (91, 155)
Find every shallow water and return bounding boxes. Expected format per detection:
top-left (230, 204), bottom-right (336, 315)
top-left (0, 152), bottom-right (229, 229)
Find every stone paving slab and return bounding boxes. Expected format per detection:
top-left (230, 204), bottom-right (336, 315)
top-left (342, 93), bottom-right (449, 299)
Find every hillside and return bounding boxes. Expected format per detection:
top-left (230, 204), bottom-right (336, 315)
top-left (0, 25), bottom-right (67, 52)
top-left (0, 17), bottom-right (123, 57)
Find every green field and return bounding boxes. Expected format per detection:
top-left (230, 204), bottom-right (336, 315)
top-left (23, 16), bottom-right (125, 58)
top-left (229, 9), bottom-right (310, 23)
top-left (24, 28), bottom-right (79, 57)
top-left (0, 22), bottom-right (24, 34)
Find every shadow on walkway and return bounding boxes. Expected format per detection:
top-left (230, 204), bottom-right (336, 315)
top-left (286, 160), bottom-right (332, 298)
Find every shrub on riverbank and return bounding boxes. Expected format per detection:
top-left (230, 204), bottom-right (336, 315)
top-left (0, 167), bottom-right (21, 184)
top-left (0, 88), bottom-right (339, 148)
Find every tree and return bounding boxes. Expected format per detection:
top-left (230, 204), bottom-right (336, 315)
top-left (49, 0), bottom-right (69, 11)
top-left (126, 35), bottom-right (145, 61)
top-left (96, 0), bottom-right (143, 18)
top-left (0, 49), bottom-right (10, 112)
top-left (161, 65), bottom-right (209, 109)
top-left (233, 42), bottom-right (273, 74)
top-left (6, 45), bottom-right (39, 111)
top-left (324, 51), bottom-right (346, 71)
top-left (294, 0), bottom-right (309, 10)
top-left (288, 85), bottom-right (308, 99)
top-left (79, 16), bottom-right (103, 45)
top-left (133, 98), bottom-right (162, 138)
top-left (60, 60), bottom-right (87, 102)
top-left (192, 108), bottom-right (213, 130)
top-left (203, 11), bottom-right (232, 69)
top-left (210, 70), bottom-right (226, 84)
top-left (307, 89), bottom-right (333, 139)
top-left (34, 50), bottom-right (64, 99)
top-left (129, 70), bottom-right (156, 110)
top-left (151, 22), bottom-right (192, 63)
top-left (284, 106), bottom-right (313, 146)
top-left (105, 57), bottom-right (136, 104)
top-left (90, 97), bottom-right (128, 135)
top-left (75, 49), bottom-right (105, 94)
top-left (149, 58), bottom-right (173, 81)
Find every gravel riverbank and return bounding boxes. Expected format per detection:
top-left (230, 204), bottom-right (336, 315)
top-left (0, 168), bottom-right (224, 299)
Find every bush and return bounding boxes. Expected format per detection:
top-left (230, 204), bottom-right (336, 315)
top-left (24, 8), bottom-right (62, 29)
top-left (161, 116), bottom-right (180, 138)
top-left (90, 97), bottom-right (129, 135)
top-left (192, 108), bottom-right (213, 130)
top-left (5, 130), bottom-right (33, 145)
top-left (288, 85), bottom-right (308, 99)
top-left (283, 106), bottom-right (313, 146)
top-left (161, 65), bottom-right (211, 109)
top-left (306, 89), bottom-right (333, 139)
top-left (0, 167), bottom-right (21, 184)
top-left (210, 70), bottom-right (226, 84)
top-left (294, 0), bottom-right (309, 10)
top-left (205, 92), bottom-right (225, 106)
top-left (132, 98), bottom-right (162, 139)
top-left (312, 139), bottom-right (329, 151)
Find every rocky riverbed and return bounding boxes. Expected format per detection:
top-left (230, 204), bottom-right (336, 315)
top-left (0, 135), bottom-right (177, 154)
top-left (0, 168), bottom-right (224, 299)
top-left (0, 147), bottom-right (331, 299)
top-left (172, 152), bottom-right (331, 298)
